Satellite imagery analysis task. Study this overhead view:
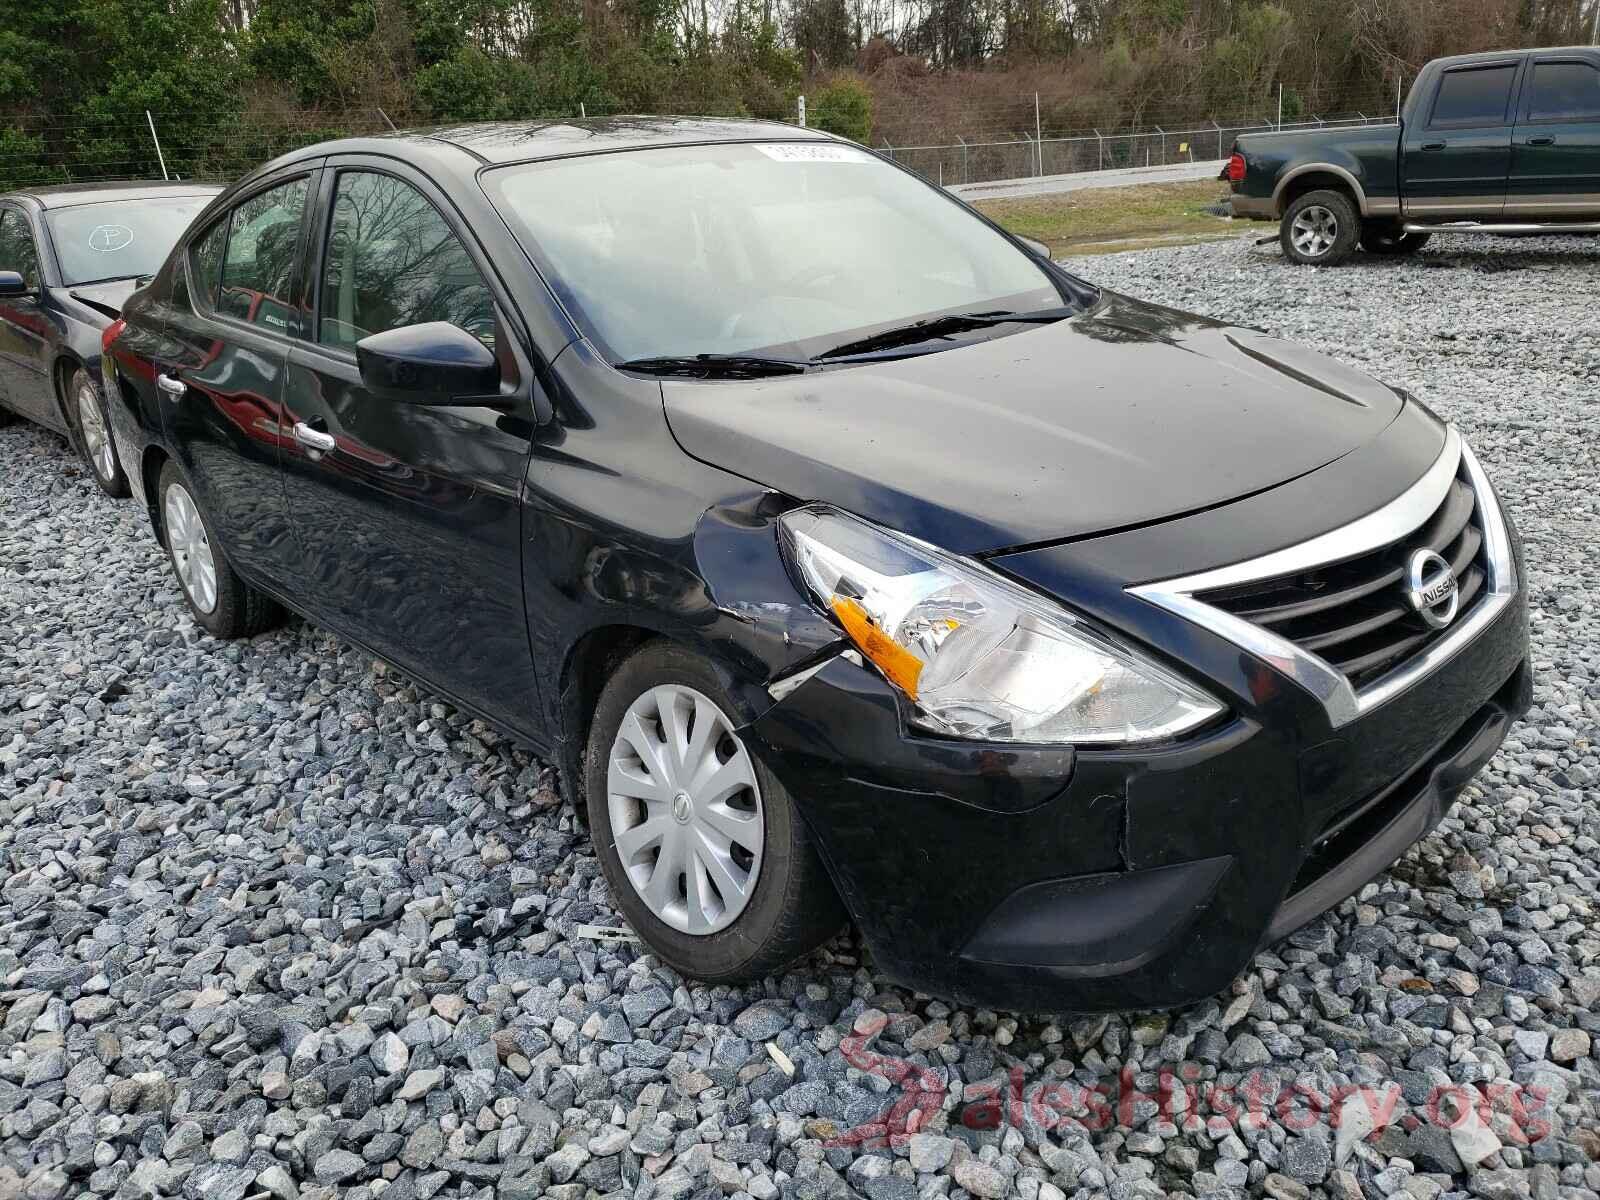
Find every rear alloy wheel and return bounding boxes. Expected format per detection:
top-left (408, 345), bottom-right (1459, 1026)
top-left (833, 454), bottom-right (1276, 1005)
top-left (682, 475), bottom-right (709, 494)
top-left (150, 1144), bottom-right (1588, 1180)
top-left (585, 641), bottom-right (845, 982)
top-left (1281, 189), bottom-right (1360, 266)
top-left (71, 369), bottom-right (129, 497)
top-left (157, 461), bottom-right (282, 639)
top-left (1361, 223), bottom-right (1432, 256)
top-left (164, 482), bottom-right (218, 615)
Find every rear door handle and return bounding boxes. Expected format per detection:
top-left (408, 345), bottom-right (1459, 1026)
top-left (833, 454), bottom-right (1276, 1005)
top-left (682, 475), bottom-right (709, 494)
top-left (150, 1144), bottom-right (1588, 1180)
top-left (293, 420), bottom-right (336, 454)
top-left (156, 373), bottom-right (186, 399)
top-left (1421, 141), bottom-right (1447, 151)
top-left (1526, 136), bottom-right (1556, 146)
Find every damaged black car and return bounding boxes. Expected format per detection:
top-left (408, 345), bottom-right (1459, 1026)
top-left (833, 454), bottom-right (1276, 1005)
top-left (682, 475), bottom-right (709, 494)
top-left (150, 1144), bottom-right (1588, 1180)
top-left (104, 118), bottom-right (1530, 1011)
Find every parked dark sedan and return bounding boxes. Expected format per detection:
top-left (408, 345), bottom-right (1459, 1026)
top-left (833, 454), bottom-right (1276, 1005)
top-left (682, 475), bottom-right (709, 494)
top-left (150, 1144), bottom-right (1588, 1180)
top-left (103, 119), bottom-right (1529, 1012)
top-left (0, 181), bottom-right (221, 494)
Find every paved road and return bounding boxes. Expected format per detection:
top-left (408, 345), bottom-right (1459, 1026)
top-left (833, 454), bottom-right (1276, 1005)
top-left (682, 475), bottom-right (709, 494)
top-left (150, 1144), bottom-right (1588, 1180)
top-left (948, 158), bottom-right (1226, 202)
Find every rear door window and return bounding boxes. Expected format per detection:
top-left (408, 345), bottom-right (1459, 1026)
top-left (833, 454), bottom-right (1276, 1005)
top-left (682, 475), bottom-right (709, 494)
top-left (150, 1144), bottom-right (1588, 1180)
top-left (189, 216), bottom-right (228, 311)
top-left (1524, 61), bottom-right (1600, 122)
top-left (217, 178), bottom-right (309, 335)
top-left (1430, 65), bottom-right (1518, 128)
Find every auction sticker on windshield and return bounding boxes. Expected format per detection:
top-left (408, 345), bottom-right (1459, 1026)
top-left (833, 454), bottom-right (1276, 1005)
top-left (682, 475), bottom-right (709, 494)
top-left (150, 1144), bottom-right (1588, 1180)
top-left (755, 143), bottom-right (871, 164)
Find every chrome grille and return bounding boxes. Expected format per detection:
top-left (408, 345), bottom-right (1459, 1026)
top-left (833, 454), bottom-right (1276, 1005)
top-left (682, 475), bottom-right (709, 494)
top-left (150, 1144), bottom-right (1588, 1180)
top-left (1196, 460), bottom-right (1490, 691)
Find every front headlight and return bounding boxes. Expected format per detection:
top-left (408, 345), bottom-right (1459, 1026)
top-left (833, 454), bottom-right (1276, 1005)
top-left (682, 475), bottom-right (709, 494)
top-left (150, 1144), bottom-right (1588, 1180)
top-left (778, 506), bottom-right (1223, 745)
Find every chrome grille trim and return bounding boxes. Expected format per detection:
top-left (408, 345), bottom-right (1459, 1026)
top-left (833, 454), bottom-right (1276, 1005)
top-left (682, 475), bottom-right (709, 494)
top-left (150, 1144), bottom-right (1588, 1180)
top-left (1129, 428), bottom-right (1516, 728)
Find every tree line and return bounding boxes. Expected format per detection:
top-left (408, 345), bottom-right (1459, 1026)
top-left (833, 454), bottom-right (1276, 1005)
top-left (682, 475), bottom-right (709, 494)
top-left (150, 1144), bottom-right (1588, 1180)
top-left (0, 0), bottom-right (1592, 187)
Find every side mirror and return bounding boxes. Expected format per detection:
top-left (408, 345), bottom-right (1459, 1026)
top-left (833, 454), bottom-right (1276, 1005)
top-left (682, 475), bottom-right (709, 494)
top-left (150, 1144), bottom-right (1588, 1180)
top-left (1016, 235), bottom-right (1052, 260)
top-left (0, 271), bottom-right (28, 297)
top-left (356, 321), bottom-right (501, 404)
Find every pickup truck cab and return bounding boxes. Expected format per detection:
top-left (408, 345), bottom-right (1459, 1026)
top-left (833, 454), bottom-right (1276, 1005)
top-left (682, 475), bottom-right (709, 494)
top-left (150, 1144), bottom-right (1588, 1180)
top-left (1227, 47), bottom-right (1600, 264)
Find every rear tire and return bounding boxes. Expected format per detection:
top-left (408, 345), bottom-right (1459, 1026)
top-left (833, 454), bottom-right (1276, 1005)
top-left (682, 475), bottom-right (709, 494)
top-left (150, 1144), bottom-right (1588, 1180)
top-left (1361, 223), bottom-right (1432, 256)
top-left (585, 640), bottom-right (846, 983)
top-left (69, 368), bottom-right (130, 498)
top-left (1281, 189), bottom-right (1360, 265)
top-left (157, 461), bottom-right (281, 639)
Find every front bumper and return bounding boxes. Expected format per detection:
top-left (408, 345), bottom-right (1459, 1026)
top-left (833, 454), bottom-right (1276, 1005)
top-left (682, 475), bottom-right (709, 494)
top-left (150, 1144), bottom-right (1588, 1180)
top-left (750, 562), bottom-right (1529, 1014)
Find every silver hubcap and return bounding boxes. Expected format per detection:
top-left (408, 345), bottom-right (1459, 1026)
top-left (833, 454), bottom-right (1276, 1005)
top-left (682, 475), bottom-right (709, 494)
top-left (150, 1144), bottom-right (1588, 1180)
top-left (1291, 205), bottom-right (1339, 257)
top-left (164, 484), bottom-right (218, 614)
top-left (607, 684), bottom-right (765, 935)
top-left (76, 379), bottom-right (116, 482)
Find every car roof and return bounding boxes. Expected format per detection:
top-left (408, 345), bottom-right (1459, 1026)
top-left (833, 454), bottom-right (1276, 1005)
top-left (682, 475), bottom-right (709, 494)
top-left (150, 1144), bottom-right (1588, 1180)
top-left (5, 180), bottom-right (225, 210)
top-left (272, 116), bottom-right (840, 174)
top-left (422, 116), bottom-right (836, 164)
top-left (1433, 45), bottom-right (1598, 68)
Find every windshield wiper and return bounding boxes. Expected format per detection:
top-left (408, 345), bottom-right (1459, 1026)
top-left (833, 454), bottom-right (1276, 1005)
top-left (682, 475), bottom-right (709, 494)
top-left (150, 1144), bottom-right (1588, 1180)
top-left (70, 274), bottom-right (145, 288)
top-left (616, 353), bottom-right (810, 379)
top-left (817, 306), bottom-right (1077, 360)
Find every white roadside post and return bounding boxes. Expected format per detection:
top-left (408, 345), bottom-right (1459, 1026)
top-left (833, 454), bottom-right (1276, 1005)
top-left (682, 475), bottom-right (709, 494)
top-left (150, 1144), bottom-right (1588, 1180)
top-left (1034, 93), bottom-right (1042, 176)
top-left (145, 111), bottom-right (169, 181)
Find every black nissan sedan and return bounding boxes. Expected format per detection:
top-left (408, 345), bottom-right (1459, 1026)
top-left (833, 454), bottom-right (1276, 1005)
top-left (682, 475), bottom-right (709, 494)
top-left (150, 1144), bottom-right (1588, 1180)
top-left (0, 181), bottom-right (222, 494)
top-left (103, 119), bottom-right (1530, 1012)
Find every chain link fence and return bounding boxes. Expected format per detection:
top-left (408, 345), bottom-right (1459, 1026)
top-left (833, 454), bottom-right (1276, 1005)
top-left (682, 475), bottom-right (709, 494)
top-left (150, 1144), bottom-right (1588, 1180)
top-left (881, 112), bottom-right (1397, 185)
top-left (0, 101), bottom-right (754, 192)
top-left (0, 92), bottom-right (1402, 194)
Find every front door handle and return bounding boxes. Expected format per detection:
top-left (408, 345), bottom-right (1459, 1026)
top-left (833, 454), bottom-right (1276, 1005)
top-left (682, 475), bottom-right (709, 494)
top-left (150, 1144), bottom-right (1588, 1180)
top-left (156, 373), bottom-right (186, 399)
top-left (1526, 136), bottom-right (1556, 147)
top-left (293, 420), bottom-right (336, 455)
top-left (1420, 141), bottom-right (1447, 151)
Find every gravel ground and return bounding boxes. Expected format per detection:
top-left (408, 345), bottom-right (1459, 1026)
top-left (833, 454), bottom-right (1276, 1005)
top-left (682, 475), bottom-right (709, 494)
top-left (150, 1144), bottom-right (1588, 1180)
top-left (2, 232), bottom-right (1599, 1200)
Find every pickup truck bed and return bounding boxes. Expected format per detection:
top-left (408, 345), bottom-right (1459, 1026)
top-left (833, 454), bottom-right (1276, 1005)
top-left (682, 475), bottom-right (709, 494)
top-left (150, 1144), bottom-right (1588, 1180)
top-left (1228, 46), bottom-right (1600, 264)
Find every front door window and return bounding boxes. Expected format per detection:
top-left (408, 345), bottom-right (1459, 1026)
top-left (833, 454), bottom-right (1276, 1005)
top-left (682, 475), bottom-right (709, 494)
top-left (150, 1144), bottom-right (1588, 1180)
top-left (318, 171), bottom-right (494, 351)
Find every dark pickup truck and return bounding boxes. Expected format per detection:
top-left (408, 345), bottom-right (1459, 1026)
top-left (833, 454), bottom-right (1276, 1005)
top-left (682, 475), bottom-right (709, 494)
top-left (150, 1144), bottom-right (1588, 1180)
top-left (1227, 46), bottom-right (1600, 264)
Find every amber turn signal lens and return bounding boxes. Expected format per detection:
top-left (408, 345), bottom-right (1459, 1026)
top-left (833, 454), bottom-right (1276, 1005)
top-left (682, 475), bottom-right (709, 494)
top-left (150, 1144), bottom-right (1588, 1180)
top-left (830, 596), bottom-right (925, 699)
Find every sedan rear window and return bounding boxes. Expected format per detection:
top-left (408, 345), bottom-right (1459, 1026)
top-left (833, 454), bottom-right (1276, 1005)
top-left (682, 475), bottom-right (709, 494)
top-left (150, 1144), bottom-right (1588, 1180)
top-left (47, 196), bottom-right (215, 286)
top-left (483, 142), bottom-right (1063, 363)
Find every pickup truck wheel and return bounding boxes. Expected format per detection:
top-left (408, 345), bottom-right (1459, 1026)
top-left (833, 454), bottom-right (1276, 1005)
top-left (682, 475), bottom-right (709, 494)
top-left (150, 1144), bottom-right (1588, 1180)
top-left (1281, 190), bottom-right (1359, 265)
top-left (1361, 224), bottom-right (1432, 256)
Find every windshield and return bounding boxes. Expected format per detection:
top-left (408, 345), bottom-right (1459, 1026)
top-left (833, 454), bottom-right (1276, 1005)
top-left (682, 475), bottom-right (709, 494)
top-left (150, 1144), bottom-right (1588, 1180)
top-left (483, 141), bottom-right (1065, 363)
top-left (48, 195), bottom-right (217, 286)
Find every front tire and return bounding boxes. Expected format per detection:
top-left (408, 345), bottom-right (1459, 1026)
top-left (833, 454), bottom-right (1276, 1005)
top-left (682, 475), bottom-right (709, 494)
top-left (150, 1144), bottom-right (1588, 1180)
top-left (70, 368), bottom-right (130, 498)
top-left (585, 641), bottom-right (845, 982)
top-left (1361, 223), bottom-right (1432, 256)
top-left (1281, 189), bottom-right (1360, 265)
top-left (157, 461), bottom-right (281, 639)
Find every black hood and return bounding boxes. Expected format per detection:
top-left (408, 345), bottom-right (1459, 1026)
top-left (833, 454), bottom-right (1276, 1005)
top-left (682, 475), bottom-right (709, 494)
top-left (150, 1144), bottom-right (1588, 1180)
top-left (63, 279), bottom-right (140, 322)
top-left (663, 292), bottom-right (1405, 554)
